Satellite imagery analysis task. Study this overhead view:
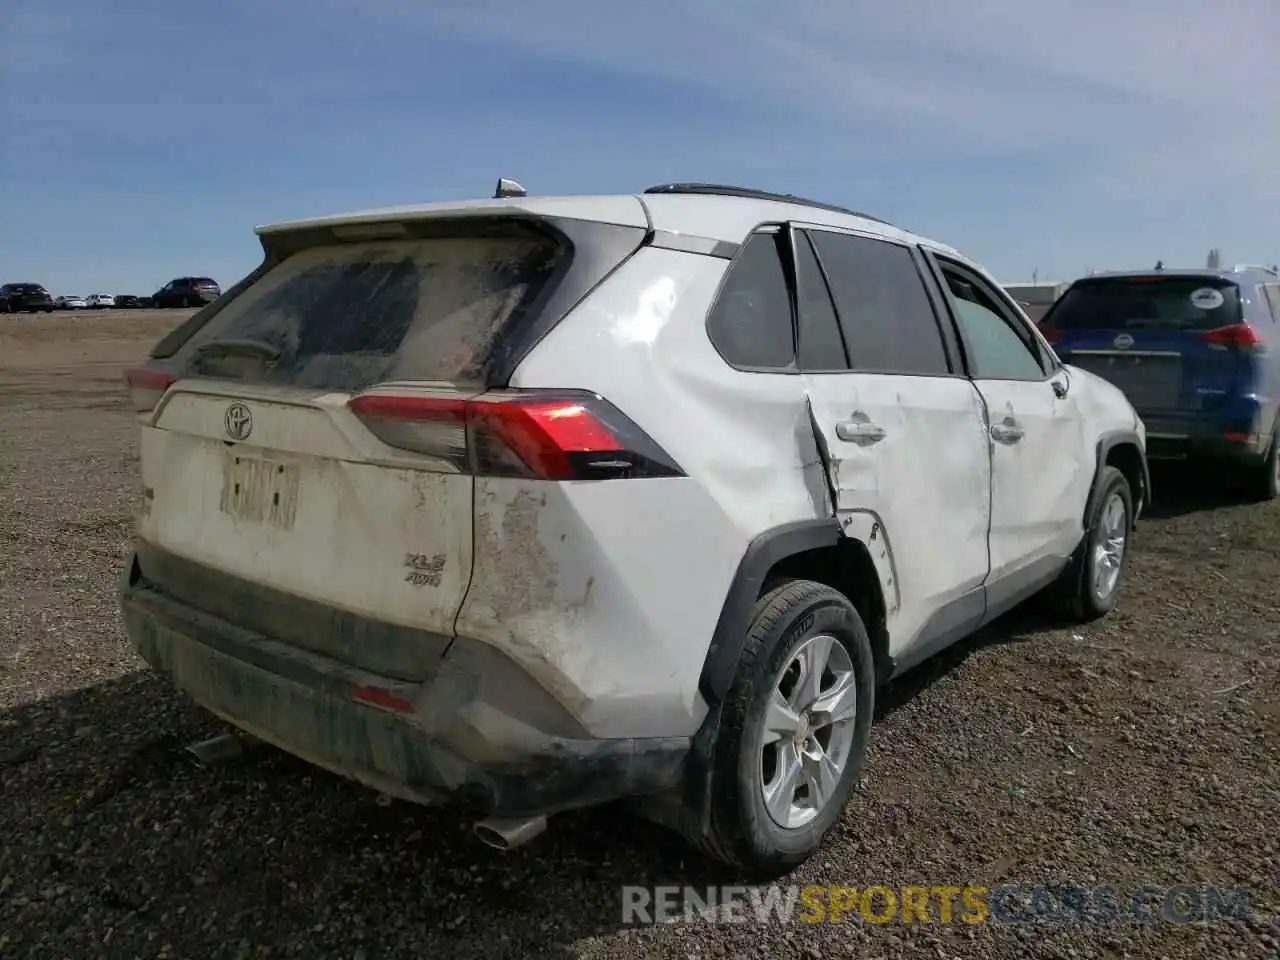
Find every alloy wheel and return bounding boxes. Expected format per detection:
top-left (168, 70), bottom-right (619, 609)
top-left (757, 633), bottom-right (858, 830)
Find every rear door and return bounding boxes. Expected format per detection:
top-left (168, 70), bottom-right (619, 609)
top-left (1041, 275), bottom-right (1246, 419)
top-left (928, 254), bottom-right (1088, 588)
top-left (128, 219), bottom-right (586, 679)
top-left (797, 225), bottom-right (992, 656)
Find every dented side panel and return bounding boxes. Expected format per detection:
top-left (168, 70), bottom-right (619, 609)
top-left (802, 372), bottom-right (993, 657)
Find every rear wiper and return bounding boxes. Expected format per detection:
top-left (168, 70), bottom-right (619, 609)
top-left (193, 338), bottom-right (282, 361)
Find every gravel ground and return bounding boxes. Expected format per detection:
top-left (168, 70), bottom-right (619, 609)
top-left (1, 313), bottom-right (1277, 959)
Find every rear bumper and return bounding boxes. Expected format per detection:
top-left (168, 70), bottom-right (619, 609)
top-left (1141, 413), bottom-right (1270, 462)
top-left (119, 549), bottom-right (690, 818)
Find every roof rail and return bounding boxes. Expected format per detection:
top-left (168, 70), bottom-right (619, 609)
top-left (641, 182), bottom-right (892, 226)
top-left (1232, 263), bottom-right (1279, 275)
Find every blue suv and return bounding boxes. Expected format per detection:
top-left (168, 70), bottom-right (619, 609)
top-left (1040, 266), bottom-right (1280, 499)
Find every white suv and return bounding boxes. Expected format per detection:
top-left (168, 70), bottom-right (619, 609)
top-left (120, 182), bottom-right (1149, 875)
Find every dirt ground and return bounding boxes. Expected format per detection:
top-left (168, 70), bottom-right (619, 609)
top-left (0, 312), bottom-right (1276, 959)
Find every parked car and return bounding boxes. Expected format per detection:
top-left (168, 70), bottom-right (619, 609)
top-left (55, 295), bottom-right (88, 310)
top-left (152, 277), bottom-right (220, 308)
top-left (1, 282), bottom-right (54, 313)
top-left (1040, 266), bottom-right (1280, 499)
top-left (119, 181), bottom-right (1148, 874)
top-left (86, 294), bottom-right (116, 309)
top-left (114, 295), bottom-right (145, 309)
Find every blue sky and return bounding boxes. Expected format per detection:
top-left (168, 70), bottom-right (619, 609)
top-left (3, 0), bottom-right (1278, 295)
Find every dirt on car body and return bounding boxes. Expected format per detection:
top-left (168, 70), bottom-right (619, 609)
top-left (0, 313), bottom-right (1276, 959)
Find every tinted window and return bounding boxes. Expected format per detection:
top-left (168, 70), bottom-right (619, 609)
top-left (795, 232), bottom-right (848, 370)
top-left (706, 231), bottom-right (795, 370)
top-left (176, 233), bottom-right (563, 391)
top-left (807, 231), bottom-right (949, 375)
top-left (1046, 277), bottom-right (1242, 332)
top-left (942, 269), bottom-right (1046, 381)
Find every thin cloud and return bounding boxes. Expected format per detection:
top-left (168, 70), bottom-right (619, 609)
top-left (368, 0), bottom-right (1278, 199)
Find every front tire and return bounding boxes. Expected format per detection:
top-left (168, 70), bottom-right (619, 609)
top-left (1054, 466), bottom-right (1133, 621)
top-left (694, 580), bottom-right (875, 877)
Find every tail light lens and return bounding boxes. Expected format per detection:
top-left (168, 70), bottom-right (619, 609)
top-left (124, 366), bottom-right (176, 412)
top-left (1200, 323), bottom-right (1264, 352)
top-left (348, 388), bottom-right (684, 481)
top-left (1038, 325), bottom-right (1061, 344)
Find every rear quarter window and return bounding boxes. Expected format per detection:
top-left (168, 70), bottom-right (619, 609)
top-left (705, 230), bottom-right (796, 370)
top-left (174, 233), bottom-right (564, 391)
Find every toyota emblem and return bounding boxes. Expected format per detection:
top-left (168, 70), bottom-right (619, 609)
top-left (1113, 333), bottom-right (1134, 350)
top-left (224, 402), bottom-right (253, 441)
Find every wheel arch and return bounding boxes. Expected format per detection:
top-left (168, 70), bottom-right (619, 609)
top-left (1094, 430), bottom-right (1149, 523)
top-left (699, 519), bottom-right (893, 706)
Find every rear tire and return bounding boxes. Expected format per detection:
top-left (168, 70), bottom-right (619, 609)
top-left (692, 580), bottom-right (875, 878)
top-left (1053, 466), bottom-right (1133, 622)
top-left (1250, 429), bottom-right (1280, 501)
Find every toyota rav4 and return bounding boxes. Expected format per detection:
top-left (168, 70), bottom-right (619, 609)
top-left (120, 181), bottom-right (1149, 875)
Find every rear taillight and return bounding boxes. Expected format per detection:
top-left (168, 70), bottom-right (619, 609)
top-left (1038, 325), bottom-right (1061, 344)
top-left (1199, 323), bottom-right (1264, 352)
top-left (124, 366), bottom-right (176, 412)
top-left (347, 389), bottom-right (684, 480)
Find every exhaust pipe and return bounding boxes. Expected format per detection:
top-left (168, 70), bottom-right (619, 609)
top-left (184, 731), bottom-right (260, 768)
top-left (473, 815), bottom-right (547, 851)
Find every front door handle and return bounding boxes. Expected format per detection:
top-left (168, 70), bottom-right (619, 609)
top-left (836, 419), bottom-right (887, 446)
top-left (990, 418), bottom-right (1025, 445)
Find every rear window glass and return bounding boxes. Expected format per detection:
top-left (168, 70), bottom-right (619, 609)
top-left (176, 234), bottom-right (562, 391)
top-left (1047, 278), bottom-right (1241, 332)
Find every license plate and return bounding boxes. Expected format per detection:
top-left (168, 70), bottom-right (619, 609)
top-left (219, 452), bottom-right (301, 529)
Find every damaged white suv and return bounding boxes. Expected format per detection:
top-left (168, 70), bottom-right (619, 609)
top-left (120, 181), bottom-right (1148, 876)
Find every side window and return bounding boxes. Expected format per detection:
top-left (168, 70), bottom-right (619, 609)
top-left (807, 230), bottom-right (950, 376)
top-left (794, 231), bottom-right (848, 370)
top-left (706, 230), bottom-right (795, 370)
top-left (939, 263), bottom-right (1047, 381)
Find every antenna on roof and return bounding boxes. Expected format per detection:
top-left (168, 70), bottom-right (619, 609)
top-left (493, 178), bottom-right (527, 199)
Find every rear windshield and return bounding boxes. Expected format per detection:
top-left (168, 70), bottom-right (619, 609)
top-left (12, 284), bottom-right (47, 294)
top-left (193, 278), bottom-right (218, 287)
top-left (1046, 277), bottom-right (1241, 332)
top-left (175, 232), bottom-right (563, 391)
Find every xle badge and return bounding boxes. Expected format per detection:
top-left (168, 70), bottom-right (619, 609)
top-left (404, 553), bottom-right (447, 587)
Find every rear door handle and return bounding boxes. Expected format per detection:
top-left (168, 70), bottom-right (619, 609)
top-left (835, 419), bottom-right (887, 446)
top-left (990, 418), bottom-right (1025, 445)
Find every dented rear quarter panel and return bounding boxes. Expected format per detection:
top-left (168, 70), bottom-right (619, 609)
top-left (484, 247), bottom-right (826, 738)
